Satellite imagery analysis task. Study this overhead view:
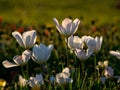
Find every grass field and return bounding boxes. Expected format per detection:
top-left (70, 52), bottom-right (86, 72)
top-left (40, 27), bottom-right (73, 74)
top-left (0, 0), bottom-right (120, 26)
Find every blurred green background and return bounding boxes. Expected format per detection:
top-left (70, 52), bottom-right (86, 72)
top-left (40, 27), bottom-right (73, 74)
top-left (0, 0), bottom-right (120, 26)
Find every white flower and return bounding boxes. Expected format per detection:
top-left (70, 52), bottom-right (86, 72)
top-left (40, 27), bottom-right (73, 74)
top-left (32, 44), bottom-right (54, 64)
top-left (2, 50), bottom-right (31, 68)
top-left (68, 35), bottom-right (83, 50)
top-left (12, 30), bottom-right (37, 49)
top-left (83, 36), bottom-right (103, 53)
top-left (109, 50), bottom-right (120, 59)
top-left (19, 75), bottom-right (28, 87)
top-left (55, 67), bottom-right (73, 84)
top-left (53, 18), bottom-right (80, 36)
top-left (29, 74), bottom-right (44, 87)
top-left (75, 49), bottom-right (93, 60)
top-left (104, 66), bottom-right (114, 78)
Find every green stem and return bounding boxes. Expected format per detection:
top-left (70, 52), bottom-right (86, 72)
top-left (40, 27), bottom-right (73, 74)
top-left (26, 63), bottom-right (29, 78)
top-left (21, 66), bottom-right (26, 78)
top-left (65, 37), bottom-right (69, 66)
top-left (81, 70), bottom-right (87, 90)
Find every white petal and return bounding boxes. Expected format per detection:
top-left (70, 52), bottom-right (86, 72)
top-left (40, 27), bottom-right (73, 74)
top-left (32, 44), bottom-right (46, 64)
top-left (62, 18), bottom-right (72, 29)
top-left (109, 50), bottom-right (120, 57)
top-left (62, 67), bottom-right (70, 77)
top-left (19, 75), bottom-right (28, 86)
top-left (48, 44), bottom-right (54, 52)
top-left (86, 38), bottom-right (96, 50)
top-left (12, 31), bottom-right (25, 47)
top-left (2, 60), bottom-right (18, 68)
top-left (13, 55), bottom-right (24, 65)
top-left (53, 18), bottom-right (63, 34)
top-left (73, 36), bottom-right (82, 48)
top-left (22, 50), bottom-right (31, 63)
top-left (22, 30), bottom-right (36, 48)
top-left (71, 18), bottom-right (80, 34)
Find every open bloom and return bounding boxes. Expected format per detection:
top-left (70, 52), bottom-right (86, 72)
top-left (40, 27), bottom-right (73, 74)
top-left (2, 50), bottom-right (31, 68)
top-left (32, 44), bottom-right (54, 64)
top-left (83, 36), bottom-right (103, 53)
top-left (29, 73), bottom-right (44, 87)
top-left (68, 35), bottom-right (83, 51)
top-left (109, 50), bottom-right (120, 59)
top-left (53, 18), bottom-right (80, 36)
top-left (12, 30), bottom-right (37, 49)
top-left (75, 49), bottom-right (93, 60)
top-left (56, 67), bottom-right (73, 84)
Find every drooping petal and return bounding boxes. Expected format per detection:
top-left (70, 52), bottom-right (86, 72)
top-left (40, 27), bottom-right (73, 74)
top-left (12, 31), bottom-right (25, 47)
top-left (22, 50), bottom-right (31, 63)
top-left (13, 55), bottom-right (25, 65)
top-left (2, 60), bottom-right (18, 68)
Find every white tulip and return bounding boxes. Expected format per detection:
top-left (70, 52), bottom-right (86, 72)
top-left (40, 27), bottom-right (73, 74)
top-left (32, 44), bottom-right (54, 64)
top-left (82, 36), bottom-right (103, 53)
top-left (29, 73), bottom-right (44, 87)
top-left (109, 50), bottom-right (120, 59)
top-left (75, 48), bottom-right (93, 60)
top-left (12, 30), bottom-right (37, 49)
top-left (53, 18), bottom-right (80, 36)
top-left (55, 67), bottom-right (73, 84)
top-left (2, 50), bottom-right (31, 68)
top-left (68, 35), bottom-right (83, 50)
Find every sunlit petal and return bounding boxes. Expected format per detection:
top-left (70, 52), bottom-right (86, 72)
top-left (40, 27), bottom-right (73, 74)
top-left (2, 60), bottom-right (18, 68)
top-left (12, 31), bottom-right (25, 47)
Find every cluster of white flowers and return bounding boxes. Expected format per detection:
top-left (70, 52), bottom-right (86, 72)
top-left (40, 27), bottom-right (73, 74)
top-left (53, 18), bottom-right (103, 60)
top-left (19, 67), bottom-right (72, 88)
top-left (96, 60), bottom-right (120, 84)
top-left (3, 17), bottom-right (120, 88)
top-left (2, 30), bottom-right (54, 68)
top-left (19, 73), bottom-right (44, 88)
top-left (50, 67), bottom-right (73, 84)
